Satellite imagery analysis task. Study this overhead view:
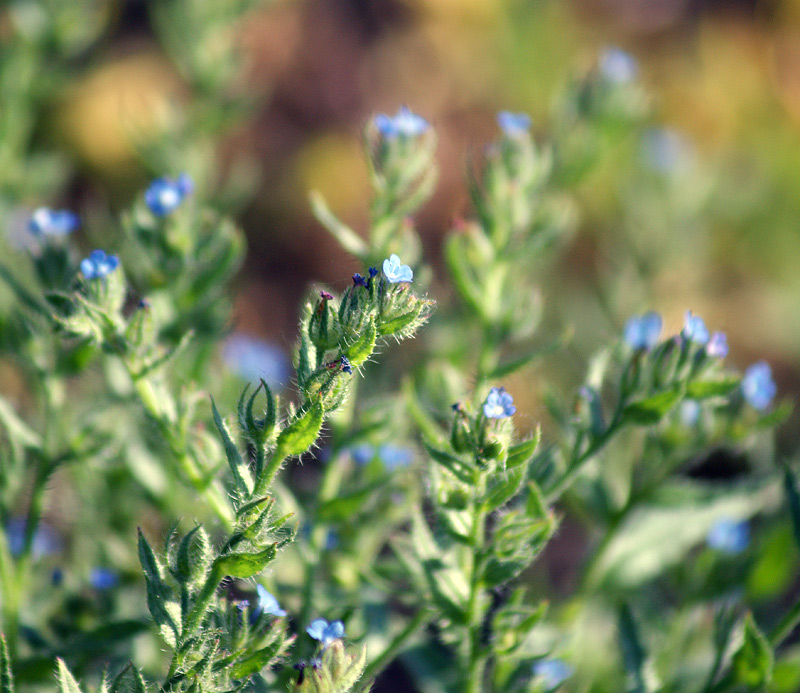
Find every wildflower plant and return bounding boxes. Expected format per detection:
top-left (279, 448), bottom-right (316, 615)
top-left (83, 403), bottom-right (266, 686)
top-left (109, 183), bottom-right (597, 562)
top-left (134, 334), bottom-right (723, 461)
top-left (0, 33), bottom-right (798, 693)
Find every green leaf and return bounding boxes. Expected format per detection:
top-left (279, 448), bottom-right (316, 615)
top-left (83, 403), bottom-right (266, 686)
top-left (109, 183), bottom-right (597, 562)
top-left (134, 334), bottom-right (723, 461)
top-left (0, 395), bottom-right (42, 453)
top-left (109, 663), bottom-right (147, 693)
top-left (622, 387), bottom-right (681, 425)
top-left (275, 403), bottom-right (324, 459)
top-left (444, 234), bottom-right (489, 324)
top-left (376, 309), bottom-right (420, 337)
top-left (214, 544), bottom-right (278, 579)
top-left (756, 401), bottom-right (793, 430)
top-left (618, 604), bottom-right (648, 693)
top-left (317, 479), bottom-right (386, 522)
top-left (423, 443), bottom-right (473, 484)
top-left (175, 526), bottom-right (212, 585)
top-left (685, 378), bottom-right (739, 399)
top-left (732, 613), bottom-right (773, 688)
top-left (137, 529), bottom-right (179, 647)
top-left (1, 634), bottom-right (14, 693)
top-left (344, 319), bottom-right (376, 367)
top-left (310, 191), bottom-right (368, 259)
top-left (211, 398), bottom-right (253, 496)
top-left (55, 660), bottom-right (83, 693)
top-left (506, 429), bottom-right (541, 470)
top-left (230, 639), bottom-right (287, 679)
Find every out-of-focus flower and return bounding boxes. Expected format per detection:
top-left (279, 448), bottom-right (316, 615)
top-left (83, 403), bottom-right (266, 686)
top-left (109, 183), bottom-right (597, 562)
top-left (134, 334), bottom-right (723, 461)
top-left (29, 208), bottom-right (79, 237)
top-left (144, 173), bottom-right (193, 216)
top-left (623, 311), bottom-right (662, 350)
top-left (382, 254), bottom-right (413, 283)
top-left (707, 518), bottom-right (749, 554)
top-left (680, 400), bottom-right (701, 427)
top-left (532, 659), bottom-right (573, 690)
top-left (706, 332), bottom-right (729, 358)
top-left (221, 334), bottom-right (290, 388)
top-left (641, 128), bottom-right (695, 173)
top-left (307, 618), bottom-right (345, 647)
top-left (374, 106), bottom-right (429, 139)
top-left (378, 444), bottom-right (413, 470)
top-left (484, 387), bottom-right (516, 419)
top-left (90, 567), bottom-right (118, 590)
top-left (682, 311), bottom-right (709, 345)
top-left (599, 47), bottom-right (638, 84)
top-left (497, 111), bottom-right (531, 137)
top-left (80, 250), bottom-right (119, 279)
top-left (250, 585), bottom-right (287, 622)
top-left (6, 518), bottom-right (61, 558)
top-left (742, 361), bottom-right (777, 411)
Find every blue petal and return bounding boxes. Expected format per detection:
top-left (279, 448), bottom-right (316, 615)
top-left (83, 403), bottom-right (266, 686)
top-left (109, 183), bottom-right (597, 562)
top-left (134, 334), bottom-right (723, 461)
top-left (307, 618), bottom-right (329, 641)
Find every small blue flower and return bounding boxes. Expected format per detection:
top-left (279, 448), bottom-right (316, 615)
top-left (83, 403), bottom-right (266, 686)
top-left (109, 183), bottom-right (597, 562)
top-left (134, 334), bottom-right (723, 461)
top-left (707, 518), bottom-right (749, 554)
top-left (250, 585), bottom-right (287, 622)
top-left (484, 387), bottom-right (516, 419)
top-left (353, 273), bottom-right (369, 287)
top-left (307, 618), bottom-right (345, 646)
top-left (90, 567), bottom-right (118, 590)
top-left (144, 173), bottom-right (193, 216)
top-left (350, 444), bottom-right (375, 466)
top-left (29, 208), bottom-right (79, 237)
top-left (222, 334), bottom-right (290, 388)
top-left (682, 311), bottom-right (709, 345)
top-left (497, 111), bottom-right (531, 137)
top-left (532, 659), bottom-right (573, 690)
top-left (378, 444), bottom-right (413, 470)
top-left (623, 311), bottom-right (662, 350)
top-left (706, 331), bottom-right (729, 358)
top-left (374, 106), bottom-right (429, 139)
top-left (382, 254), bottom-right (413, 283)
top-left (680, 399), bottom-right (701, 427)
top-left (742, 361), bottom-right (777, 411)
top-left (369, 267), bottom-right (378, 278)
top-left (80, 250), bottom-right (120, 280)
top-left (599, 47), bottom-right (638, 84)
top-left (340, 356), bottom-right (353, 374)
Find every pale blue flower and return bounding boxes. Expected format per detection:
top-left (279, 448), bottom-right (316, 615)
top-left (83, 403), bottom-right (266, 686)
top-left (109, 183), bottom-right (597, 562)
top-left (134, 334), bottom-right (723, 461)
top-left (350, 444), bottom-right (375, 466)
top-left (222, 334), bottom-right (290, 388)
top-left (682, 311), bottom-right (709, 345)
top-left (378, 444), bottom-right (413, 470)
top-left (307, 618), bottom-right (345, 646)
top-left (374, 107), bottom-right (429, 139)
top-left (382, 254), bottom-right (413, 283)
top-left (623, 311), bottom-right (662, 350)
top-left (250, 585), bottom-right (286, 622)
top-left (90, 567), bottom-right (118, 590)
top-left (742, 361), bottom-right (776, 411)
top-left (706, 331), bottom-right (729, 358)
top-left (641, 128), bottom-right (695, 173)
top-left (145, 173), bottom-right (193, 216)
top-left (599, 47), bottom-right (638, 84)
top-left (532, 659), bottom-right (573, 690)
top-left (80, 249), bottom-right (119, 279)
top-left (497, 111), bottom-right (531, 137)
top-left (680, 400), bottom-right (701, 426)
top-left (707, 518), bottom-right (749, 554)
top-left (484, 387), bottom-right (516, 419)
top-left (5, 518), bottom-right (60, 558)
top-left (29, 208), bottom-right (79, 237)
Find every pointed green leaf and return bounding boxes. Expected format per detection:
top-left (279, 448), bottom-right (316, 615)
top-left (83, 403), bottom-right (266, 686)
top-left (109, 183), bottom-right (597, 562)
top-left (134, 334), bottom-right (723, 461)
top-left (344, 319), bottom-right (376, 367)
top-left (310, 191), bottom-right (368, 259)
top-left (685, 378), bottom-right (739, 400)
top-left (423, 443), bottom-right (473, 484)
top-left (109, 663), bottom-right (147, 693)
top-left (211, 398), bottom-right (253, 496)
top-left (506, 428), bottom-right (541, 470)
top-left (623, 387), bottom-right (681, 425)
top-left (214, 544), bottom-right (278, 579)
top-left (732, 613), bottom-right (773, 688)
top-left (1, 634), bottom-right (14, 693)
top-left (55, 660), bottom-right (83, 693)
top-left (618, 604), bottom-right (648, 693)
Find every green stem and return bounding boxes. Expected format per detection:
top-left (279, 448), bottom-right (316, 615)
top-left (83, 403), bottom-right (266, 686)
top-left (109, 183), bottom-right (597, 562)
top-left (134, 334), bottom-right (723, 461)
top-left (465, 475), bottom-right (487, 693)
top-left (769, 594), bottom-right (800, 648)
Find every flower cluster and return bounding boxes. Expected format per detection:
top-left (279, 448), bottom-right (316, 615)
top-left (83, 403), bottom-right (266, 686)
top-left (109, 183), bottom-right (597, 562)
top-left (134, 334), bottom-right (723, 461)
top-left (145, 173), bottom-right (194, 216)
top-left (80, 249), bottom-right (119, 279)
top-left (29, 207), bottom-right (79, 237)
top-left (497, 111), bottom-right (532, 137)
top-left (374, 106), bottom-right (429, 139)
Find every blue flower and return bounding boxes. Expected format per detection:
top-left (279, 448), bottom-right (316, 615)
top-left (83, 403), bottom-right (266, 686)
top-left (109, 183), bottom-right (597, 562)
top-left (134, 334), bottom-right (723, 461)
top-left (144, 173), bottom-right (193, 216)
top-left (382, 254), bottom-right (413, 283)
top-left (353, 273), bottom-right (369, 287)
top-left (532, 659), bottom-right (573, 690)
top-left (484, 387), bottom-right (516, 419)
top-left (29, 208), bottom-right (79, 237)
top-left (250, 585), bottom-right (287, 622)
top-left (374, 106), bottom-right (429, 139)
top-left (5, 518), bottom-right (60, 558)
top-left (706, 331), bottom-right (728, 358)
top-left (682, 311), bottom-right (709, 345)
top-left (90, 567), bottom-right (118, 590)
top-left (222, 334), bottom-right (290, 388)
top-left (680, 400), bottom-right (701, 427)
top-left (80, 250), bottom-right (119, 279)
top-left (378, 444), bottom-right (413, 470)
top-left (599, 47), bottom-right (638, 84)
top-left (350, 444), bottom-right (375, 466)
top-left (623, 311), bottom-right (662, 350)
top-left (340, 356), bottom-right (353, 374)
top-left (742, 361), bottom-right (777, 411)
top-left (497, 111), bottom-right (531, 137)
top-left (307, 618), bottom-right (345, 646)
top-left (707, 518), bottom-right (749, 554)
top-left (641, 128), bottom-right (695, 173)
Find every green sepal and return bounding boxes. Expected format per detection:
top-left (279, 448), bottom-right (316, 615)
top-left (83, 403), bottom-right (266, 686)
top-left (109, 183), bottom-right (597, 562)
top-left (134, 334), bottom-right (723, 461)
top-left (214, 544), bottom-right (278, 579)
top-left (275, 402), bottom-right (324, 459)
top-left (55, 659), bottom-right (83, 693)
top-left (622, 386), bottom-right (681, 425)
top-left (344, 318), bottom-right (376, 367)
top-left (211, 398), bottom-right (253, 497)
top-left (1, 634), bottom-right (14, 693)
top-left (732, 613), bottom-right (773, 688)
